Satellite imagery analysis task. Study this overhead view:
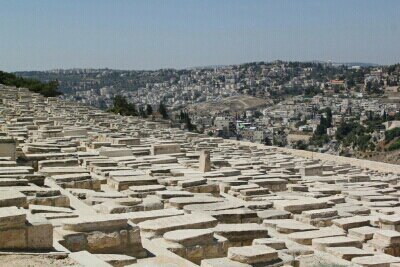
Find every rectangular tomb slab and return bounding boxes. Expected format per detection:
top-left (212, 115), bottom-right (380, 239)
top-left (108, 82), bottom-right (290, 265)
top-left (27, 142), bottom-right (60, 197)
top-left (109, 175), bottom-right (159, 191)
top-left (0, 206), bottom-right (26, 229)
top-left (379, 215), bottom-right (400, 231)
top-left (263, 219), bottom-right (317, 234)
top-left (300, 165), bottom-right (323, 177)
top-left (288, 227), bottom-right (345, 245)
top-left (332, 216), bottom-right (370, 231)
top-left (273, 198), bottom-right (329, 214)
top-left (163, 228), bottom-right (214, 246)
top-left (252, 238), bottom-right (286, 250)
top-left (301, 208), bottom-right (338, 219)
top-left (227, 245), bottom-right (278, 264)
top-left (326, 246), bottom-right (374, 261)
top-left (151, 144), bottom-right (181, 155)
top-left (155, 190), bottom-right (194, 199)
top-left (39, 167), bottom-right (88, 176)
top-left (0, 138), bottom-right (16, 160)
top-left (257, 210), bottom-right (291, 220)
top-left (121, 208), bottom-right (185, 224)
top-left (59, 220), bottom-right (145, 257)
top-left (99, 147), bottom-right (133, 157)
top-left (372, 230), bottom-right (400, 246)
top-left (138, 214), bottom-right (218, 238)
top-left (177, 178), bottom-right (207, 188)
top-left (205, 208), bottom-right (258, 224)
top-left (348, 226), bottom-right (379, 241)
top-left (312, 236), bottom-right (362, 251)
top-left (168, 196), bottom-right (223, 209)
top-left (0, 213), bottom-right (53, 250)
top-left (214, 223), bottom-right (268, 241)
top-left (351, 255), bottom-right (400, 267)
top-left (0, 190), bottom-right (27, 207)
top-left (62, 216), bottom-right (129, 232)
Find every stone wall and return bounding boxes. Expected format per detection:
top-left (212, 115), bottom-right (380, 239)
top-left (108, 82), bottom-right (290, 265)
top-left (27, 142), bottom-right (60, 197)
top-left (277, 147), bottom-right (400, 175)
top-left (226, 140), bottom-right (400, 175)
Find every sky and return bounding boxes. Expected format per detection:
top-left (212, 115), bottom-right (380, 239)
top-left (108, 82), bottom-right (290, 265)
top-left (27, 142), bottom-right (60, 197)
top-left (0, 0), bottom-right (400, 72)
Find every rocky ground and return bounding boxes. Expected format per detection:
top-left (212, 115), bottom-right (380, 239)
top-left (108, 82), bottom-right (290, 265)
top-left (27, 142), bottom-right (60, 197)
top-left (187, 95), bottom-right (271, 115)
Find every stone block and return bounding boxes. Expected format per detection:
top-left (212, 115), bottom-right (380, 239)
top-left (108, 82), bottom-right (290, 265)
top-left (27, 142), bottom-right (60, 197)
top-left (0, 206), bottom-right (26, 230)
top-left (151, 144), bottom-right (181, 155)
top-left (0, 138), bottom-right (16, 160)
top-left (332, 216), bottom-right (370, 231)
top-left (199, 150), bottom-right (211, 172)
top-left (228, 245), bottom-right (278, 264)
top-left (0, 190), bottom-right (27, 207)
top-left (326, 246), bottom-right (373, 261)
top-left (62, 216), bottom-right (129, 232)
top-left (312, 236), bottom-right (362, 251)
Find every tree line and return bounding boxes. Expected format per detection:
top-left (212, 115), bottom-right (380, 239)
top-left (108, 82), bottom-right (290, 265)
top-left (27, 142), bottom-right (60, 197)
top-left (108, 95), bottom-right (199, 132)
top-left (108, 94), bottom-right (168, 119)
top-left (0, 71), bottom-right (62, 97)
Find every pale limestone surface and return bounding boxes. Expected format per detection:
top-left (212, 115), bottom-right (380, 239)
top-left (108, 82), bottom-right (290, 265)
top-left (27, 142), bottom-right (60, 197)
top-left (0, 86), bottom-right (400, 266)
top-left (227, 245), bottom-right (278, 264)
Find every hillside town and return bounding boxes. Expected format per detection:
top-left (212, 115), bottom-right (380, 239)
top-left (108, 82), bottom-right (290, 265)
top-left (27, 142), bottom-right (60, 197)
top-left (18, 62), bottom-right (400, 163)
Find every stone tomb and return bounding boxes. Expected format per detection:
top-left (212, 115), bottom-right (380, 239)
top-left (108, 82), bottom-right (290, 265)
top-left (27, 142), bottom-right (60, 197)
top-left (57, 215), bottom-right (146, 257)
top-left (0, 207), bottom-right (53, 250)
top-left (156, 228), bottom-right (226, 264)
top-left (151, 143), bottom-right (181, 155)
top-left (0, 137), bottom-right (16, 160)
top-left (368, 230), bottom-right (400, 257)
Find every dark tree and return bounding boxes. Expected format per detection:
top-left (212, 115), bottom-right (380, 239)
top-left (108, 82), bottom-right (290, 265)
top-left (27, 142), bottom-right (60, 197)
top-left (138, 106), bottom-right (147, 118)
top-left (146, 104), bottom-right (153, 115)
top-left (0, 71), bottom-right (62, 97)
top-left (326, 107), bottom-right (332, 128)
top-left (108, 95), bottom-right (137, 116)
top-left (264, 136), bottom-right (272, 145)
top-left (158, 102), bottom-right (168, 119)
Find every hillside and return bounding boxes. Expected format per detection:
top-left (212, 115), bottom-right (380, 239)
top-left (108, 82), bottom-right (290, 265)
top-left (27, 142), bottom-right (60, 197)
top-left (186, 95), bottom-right (271, 115)
top-left (0, 71), bottom-right (62, 97)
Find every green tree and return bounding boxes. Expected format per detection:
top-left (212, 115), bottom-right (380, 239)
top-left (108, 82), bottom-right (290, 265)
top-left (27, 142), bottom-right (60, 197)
top-left (178, 110), bottom-right (196, 132)
top-left (108, 95), bottom-right (137, 116)
top-left (138, 106), bottom-right (147, 118)
top-left (146, 104), bottom-right (153, 115)
top-left (253, 110), bottom-right (263, 118)
top-left (185, 115), bottom-right (195, 132)
top-left (382, 110), bottom-right (387, 121)
top-left (315, 116), bottom-right (328, 136)
top-left (0, 71), bottom-right (62, 97)
top-left (295, 140), bottom-right (308, 150)
top-left (326, 108), bottom-right (332, 128)
top-left (385, 127), bottom-right (400, 143)
top-left (264, 136), bottom-right (272, 145)
top-left (158, 102), bottom-right (168, 119)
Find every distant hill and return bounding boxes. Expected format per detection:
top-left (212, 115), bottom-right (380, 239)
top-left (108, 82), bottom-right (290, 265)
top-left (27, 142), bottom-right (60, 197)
top-left (334, 62), bottom-right (379, 67)
top-left (309, 60), bottom-right (379, 67)
top-left (0, 71), bottom-right (62, 97)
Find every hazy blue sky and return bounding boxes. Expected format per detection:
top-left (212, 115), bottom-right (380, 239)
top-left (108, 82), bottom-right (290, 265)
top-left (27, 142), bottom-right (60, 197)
top-left (1, 0), bottom-right (399, 71)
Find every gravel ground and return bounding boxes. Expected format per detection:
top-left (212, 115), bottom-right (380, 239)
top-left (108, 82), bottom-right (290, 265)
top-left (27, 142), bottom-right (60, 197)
top-left (0, 255), bottom-right (80, 267)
